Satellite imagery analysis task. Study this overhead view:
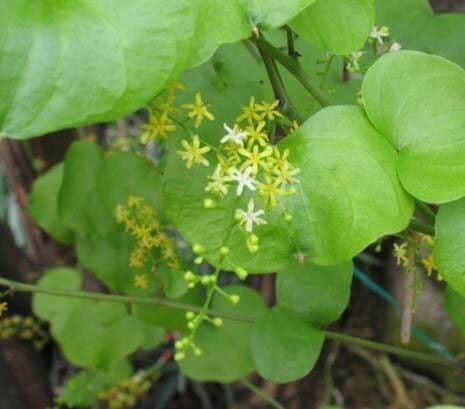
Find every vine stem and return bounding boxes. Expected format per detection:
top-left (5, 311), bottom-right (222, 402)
top-left (255, 41), bottom-right (303, 122)
top-left (241, 380), bottom-right (286, 409)
top-left (252, 35), bottom-right (331, 108)
top-left (409, 218), bottom-right (435, 236)
top-left (0, 276), bottom-right (460, 370)
top-left (415, 200), bottom-right (436, 224)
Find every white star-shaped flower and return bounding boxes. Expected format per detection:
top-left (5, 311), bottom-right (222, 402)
top-left (230, 167), bottom-right (257, 196)
top-left (221, 123), bottom-right (247, 146)
top-left (236, 199), bottom-right (266, 233)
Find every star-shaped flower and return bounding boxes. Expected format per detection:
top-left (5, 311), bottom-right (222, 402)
top-left (205, 165), bottom-right (232, 195)
top-left (182, 93), bottom-right (215, 128)
top-left (236, 199), bottom-right (266, 232)
top-left (370, 26), bottom-right (390, 45)
top-left (221, 123), bottom-right (247, 146)
top-left (177, 135), bottom-right (211, 168)
top-left (230, 167), bottom-right (257, 196)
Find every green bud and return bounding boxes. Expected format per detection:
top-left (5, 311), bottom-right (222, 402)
top-left (248, 244), bottom-right (259, 253)
top-left (234, 210), bottom-right (242, 221)
top-left (187, 321), bottom-right (195, 330)
top-left (201, 275), bottom-right (211, 286)
top-left (235, 267), bottom-right (248, 280)
top-left (174, 352), bottom-right (185, 361)
top-left (204, 198), bottom-right (216, 208)
top-left (249, 234), bottom-right (259, 245)
top-left (186, 311), bottom-right (195, 320)
top-left (175, 340), bottom-right (184, 349)
top-left (212, 317), bottom-right (223, 327)
top-left (284, 212), bottom-right (292, 222)
top-left (229, 294), bottom-right (240, 305)
top-left (193, 347), bottom-right (203, 357)
top-left (194, 256), bottom-right (203, 265)
top-left (220, 246), bottom-right (230, 256)
top-left (193, 243), bottom-right (206, 254)
top-left (184, 270), bottom-right (197, 282)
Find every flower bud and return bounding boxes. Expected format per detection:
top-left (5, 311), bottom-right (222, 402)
top-left (212, 317), bottom-right (223, 327)
top-left (235, 267), bottom-right (248, 280)
top-left (204, 198), bottom-right (216, 208)
top-left (229, 294), bottom-right (240, 305)
top-left (219, 246), bottom-right (230, 256)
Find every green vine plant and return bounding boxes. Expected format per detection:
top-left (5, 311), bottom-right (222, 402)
top-left (3, 0), bottom-right (465, 408)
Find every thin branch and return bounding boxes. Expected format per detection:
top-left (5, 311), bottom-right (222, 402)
top-left (251, 35), bottom-right (331, 107)
top-left (255, 42), bottom-right (303, 122)
top-left (0, 276), bottom-right (461, 370)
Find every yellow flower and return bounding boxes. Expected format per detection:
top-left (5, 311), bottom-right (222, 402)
top-left (177, 135), bottom-right (211, 168)
top-left (205, 164), bottom-right (231, 196)
top-left (258, 176), bottom-right (286, 207)
top-left (237, 97), bottom-right (262, 124)
top-left (134, 274), bottom-right (149, 289)
top-left (239, 145), bottom-right (272, 174)
top-left (130, 247), bottom-right (146, 268)
top-left (246, 121), bottom-right (269, 147)
top-left (140, 111), bottom-right (176, 143)
top-left (257, 100), bottom-right (283, 121)
top-left (0, 302), bottom-right (7, 317)
top-left (182, 93), bottom-right (215, 128)
top-left (393, 242), bottom-right (408, 266)
top-left (422, 255), bottom-right (437, 276)
top-left (128, 196), bottom-right (143, 208)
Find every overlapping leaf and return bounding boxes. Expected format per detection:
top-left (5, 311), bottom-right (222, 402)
top-left (250, 306), bottom-right (324, 382)
top-left (362, 51), bottom-right (465, 203)
top-left (292, 0), bottom-right (375, 55)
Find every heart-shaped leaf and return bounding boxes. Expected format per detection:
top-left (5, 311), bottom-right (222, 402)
top-left (292, 0), bottom-right (375, 55)
top-left (250, 306), bottom-right (324, 382)
top-left (362, 50), bottom-right (465, 203)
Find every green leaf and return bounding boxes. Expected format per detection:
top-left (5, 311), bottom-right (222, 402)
top-left (28, 163), bottom-right (73, 244)
top-left (434, 199), bottom-right (465, 296)
top-left (32, 267), bottom-right (90, 338)
top-left (250, 306), bottom-right (324, 382)
top-left (60, 301), bottom-right (143, 369)
top-left (444, 286), bottom-right (465, 336)
top-left (362, 50), bottom-right (465, 203)
top-left (136, 317), bottom-right (165, 350)
top-left (58, 141), bottom-right (109, 237)
top-left (179, 285), bottom-right (266, 382)
top-left (276, 261), bottom-right (353, 327)
top-left (292, 0), bottom-right (375, 55)
top-left (165, 105), bottom-right (412, 270)
top-left (0, 1), bottom-right (200, 139)
top-left (96, 151), bottom-right (162, 216)
top-left (248, 0), bottom-right (316, 30)
top-left (58, 360), bottom-right (132, 408)
top-left (76, 234), bottom-right (133, 293)
top-left (279, 105), bottom-right (413, 265)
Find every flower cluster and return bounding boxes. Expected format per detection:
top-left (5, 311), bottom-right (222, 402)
top-left (139, 81), bottom-right (184, 144)
top-left (98, 373), bottom-right (151, 409)
top-left (115, 196), bottom-right (180, 289)
top-left (174, 245), bottom-right (246, 361)
top-left (393, 233), bottom-right (439, 279)
top-left (346, 25), bottom-right (401, 74)
top-left (0, 315), bottom-right (48, 349)
top-left (177, 96), bottom-right (300, 251)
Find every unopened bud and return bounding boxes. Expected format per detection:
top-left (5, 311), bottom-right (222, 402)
top-left (235, 267), bottom-right (248, 280)
top-left (204, 198), bottom-right (216, 208)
